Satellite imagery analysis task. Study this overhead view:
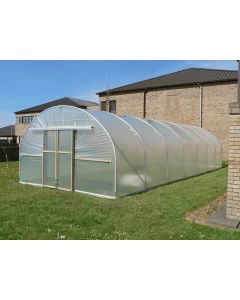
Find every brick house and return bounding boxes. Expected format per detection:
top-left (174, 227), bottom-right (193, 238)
top-left (97, 68), bottom-right (238, 159)
top-left (15, 97), bottom-right (99, 143)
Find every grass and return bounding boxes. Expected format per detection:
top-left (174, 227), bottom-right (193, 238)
top-left (0, 161), bottom-right (240, 240)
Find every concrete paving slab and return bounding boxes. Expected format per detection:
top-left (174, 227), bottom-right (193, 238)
top-left (207, 203), bottom-right (240, 230)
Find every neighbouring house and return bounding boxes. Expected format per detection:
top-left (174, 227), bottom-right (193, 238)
top-left (97, 68), bottom-right (238, 159)
top-left (0, 125), bottom-right (17, 144)
top-left (15, 97), bottom-right (99, 143)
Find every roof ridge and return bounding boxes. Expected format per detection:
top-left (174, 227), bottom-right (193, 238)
top-left (188, 67), bottom-right (237, 72)
top-left (0, 124), bottom-right (15, 129)
top-left (15, 97), bottom-right (98, 114)
top-left (97, 67), bottom-right (238, 95)
top-left (97, 68), bottom-right (194, 94)
top-left (68, 97), bottom-right (98, 104)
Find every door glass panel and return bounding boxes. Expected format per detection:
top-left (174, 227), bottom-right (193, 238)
top-left (59, 131), bottom-right (72, 152)
top-left (44, 131), bottom-right (56, 151)
top-left (43, 152), bottom-right (56, 187)
top-left (43, 130), bottom-right (73, 190)
top-left (58, 153), bottom-right (72, 189)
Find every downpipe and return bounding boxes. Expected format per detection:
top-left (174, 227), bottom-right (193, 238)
top-left (198, 83), bottom-right (203, 128)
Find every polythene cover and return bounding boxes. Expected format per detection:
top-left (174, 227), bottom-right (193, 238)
top-left (162, 121), bottom-right (198, 177)
top-left (121, 115), bottom-right (168, 188)
top-left (20, 155), bottom-right (42, 185)
top-left (19, 105), bottom-right (222, 198)
top-left (147, 119), bottom-right (185, 181)
top-left (185, 125), bottom-right (222, 170)
top-left (179, 124), bottom-right (207, 174)
top-left (87, 110), bottom-right (146, 197)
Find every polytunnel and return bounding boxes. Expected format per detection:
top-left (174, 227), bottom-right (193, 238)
top-left (19, 105), bottom-right (222, 198)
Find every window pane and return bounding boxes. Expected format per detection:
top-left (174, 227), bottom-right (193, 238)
top-left (43, 152), bottom-right (56, 187)
top-left (100, 101), bottom-right (107, 111)
top-left (109, 100), bottom-right (116, 114)
top-left (43, 131), bottom-right (56, 151)
top-left (58, 153), bottom-right (72, 189)
top-left (59, 131), bottom-right (72, 152)
top-left (22, 116), bottom-right (33, 123)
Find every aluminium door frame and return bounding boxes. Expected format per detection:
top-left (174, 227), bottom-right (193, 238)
top-left (42, 130), bottom-right (74, 192)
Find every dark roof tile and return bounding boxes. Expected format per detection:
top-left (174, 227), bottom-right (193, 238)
top-left (97, 68), bottom-right (238, 95)
top-left (0, 125), bottom-right (16, 137)
top-left (15, 97), bottom-right (99, 114)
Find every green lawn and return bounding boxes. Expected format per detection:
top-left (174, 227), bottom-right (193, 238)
top-left (0, 161), bottom-right (239, 239)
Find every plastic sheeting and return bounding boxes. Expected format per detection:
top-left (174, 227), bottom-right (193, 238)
top-left (19, 105), bottom-right (222, 198)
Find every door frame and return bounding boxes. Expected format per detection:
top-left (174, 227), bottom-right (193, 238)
top-left (43, 130), bottom-right (75, 191)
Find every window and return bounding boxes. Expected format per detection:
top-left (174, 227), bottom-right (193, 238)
top-left (100, 100), bottom-right (116, 114)
top-left (22, 116), bottom-right (34, 123)
top-left (101, 101), bottom-right (107, 111)
top-left (109, 100), bottom-right (116, 114)
top-left (16, 117), bottom-right (19, 124)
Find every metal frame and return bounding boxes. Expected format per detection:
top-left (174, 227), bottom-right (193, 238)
top-left (20, 153), bottom-right (43, 157)
top-left (71, 130), bottom-right (75, 192)
top-left (29, 126), bottom-right (92, 132)
top-left (20, 181), bottom-right (43, 187)
top-left (55, 130), bottom-right (58, 188)
top-left (75, 157), bottom-right (112, 163)
top-left (75, 189), bottom-right (116, 199)
top-left (42, 130), bottom-right (74, 192)
top-left (42, 131), bottom-right (56, 188)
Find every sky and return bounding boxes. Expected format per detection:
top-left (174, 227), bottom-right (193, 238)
top-left (0, 60), bottom-right (237, 127)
